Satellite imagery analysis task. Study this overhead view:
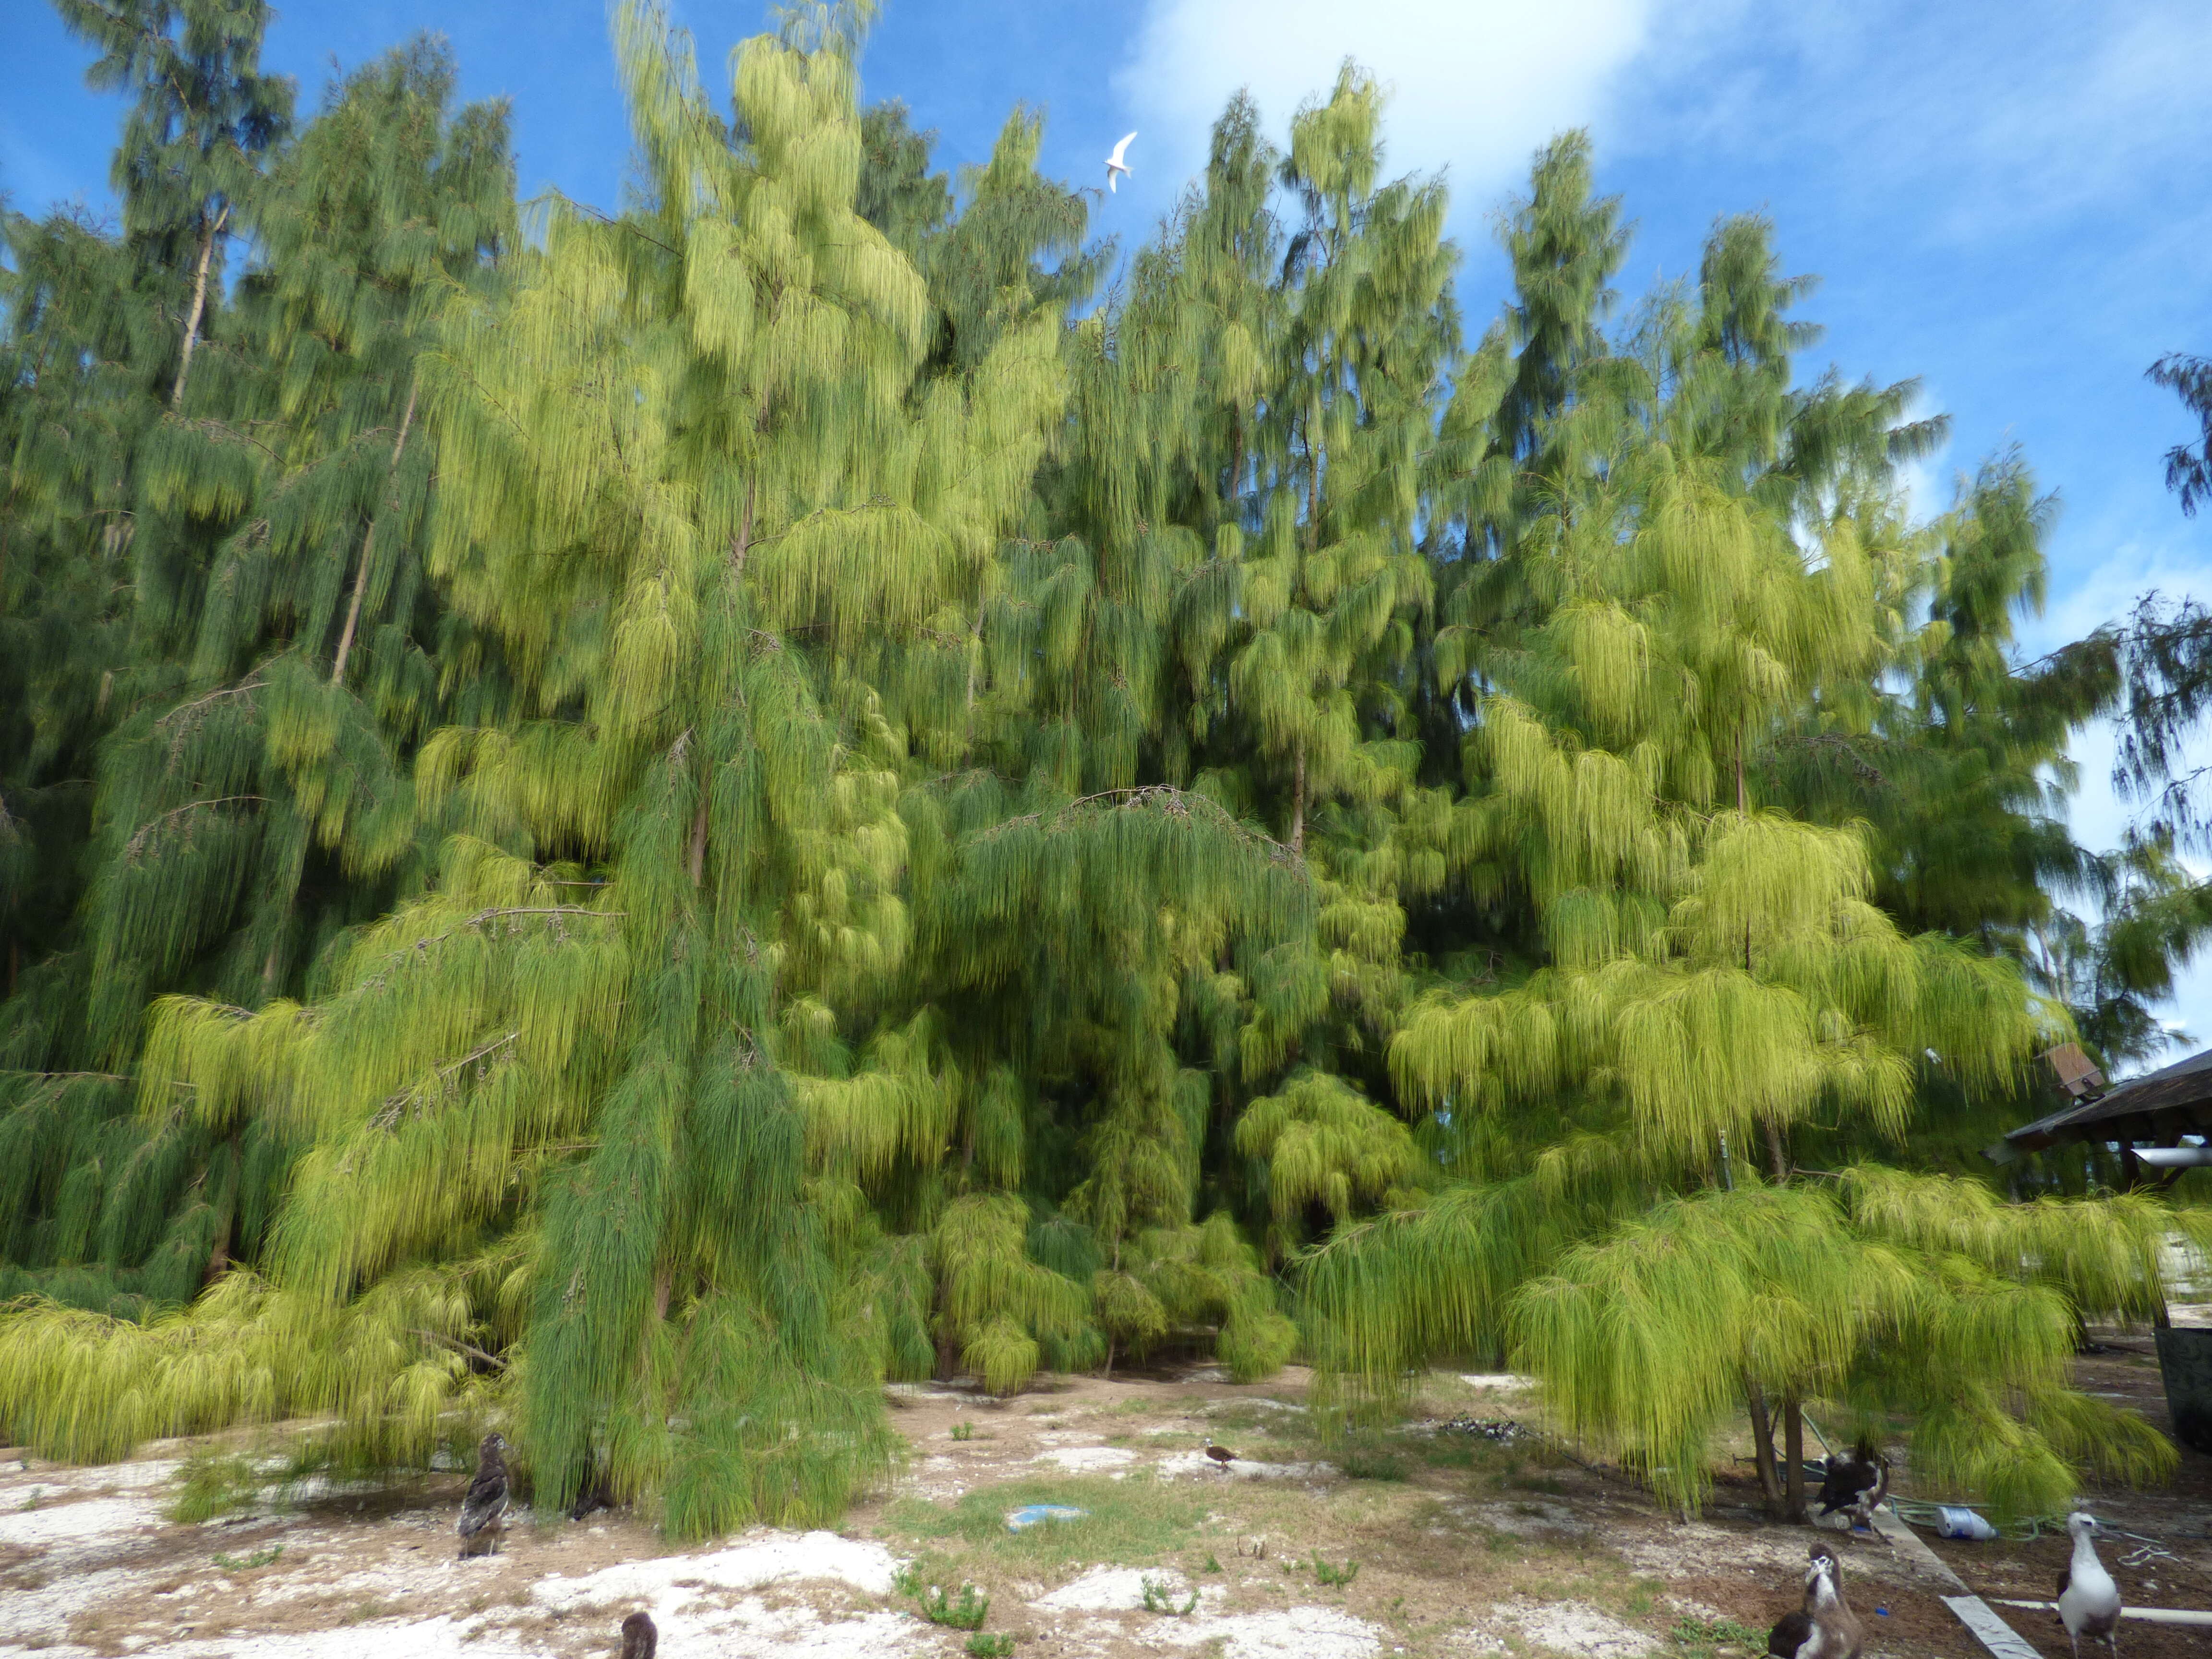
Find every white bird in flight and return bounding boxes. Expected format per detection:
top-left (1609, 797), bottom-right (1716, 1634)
top-left (1105, 132), bottom-right (1136, 193)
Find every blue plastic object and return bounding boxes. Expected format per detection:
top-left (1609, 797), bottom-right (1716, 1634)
top-left (1935, 1505), bottom-right (1998, 1540)
top-left (1007, 1504), bottom-right (1088, 1531)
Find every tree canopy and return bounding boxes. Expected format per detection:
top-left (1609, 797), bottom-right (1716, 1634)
top-left (3, 0), bottom-right (2208, 1535)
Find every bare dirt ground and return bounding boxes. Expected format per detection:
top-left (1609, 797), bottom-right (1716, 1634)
top-left (1, 1349), bottom-right (2207, 1659)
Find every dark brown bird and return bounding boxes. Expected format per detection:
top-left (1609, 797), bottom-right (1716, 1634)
top-left (1815, 1442), bottom-right (1887, 1530)
top-left (1768, 1543), bottom-right (1862, 1659)
top-left (457, 1431), bottom-right (510, 1558)
top-left (569, 1467), bottom-right (617, 1522)
top-left (1203, 1436), bottom-right (1236, 1470)
top-left (619, 1611), bottom-right (658, 1658)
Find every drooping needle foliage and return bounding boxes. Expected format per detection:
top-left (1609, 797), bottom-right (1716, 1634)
top-left (3, 0), bottom-right (2208, 1536)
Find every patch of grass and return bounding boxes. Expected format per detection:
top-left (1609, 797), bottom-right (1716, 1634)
top-left (1669, 1614), bottom-right (1767, 1658)
top-left (212, 1546), bottom-right (283, 1572)
top-left (879, 1474), bottom-right (1205, 1571)
top-left (1339, 1446), bottom-right (1407, 1482)
top-left (1143, 1575), bottom-right (1200, 1615)
top-left (344, 1597), bottom-right (400, 1623)
top-left (19, 1487), bottom-right (40, 1511)
top-left (1415, 1438), bottom-right (1480, 1470)
top-left (951, 1422), bottom-right (975, 1443)
top-left (965, 1636), bottom-right (1016, 1658)
top-left (1310, 1552), bottom-right (1359, 1587)
top-left (894, 1567), bottom-right (990, 1630)
top-left (1202, 1553), bottom-right (1222, 1573)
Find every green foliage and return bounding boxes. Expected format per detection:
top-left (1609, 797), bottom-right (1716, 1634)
top-left (964, 1635), bottom-right (1016, 1659)
top-left (894, 1566), bottom-right (990, 1630)
top-left (169, 1445), bottom-right (268, 1522)
top-left (1309, 1553), bottom-right (1359, 1587)
top-left (3, 0), bottom-right (2204, 1542)
top-left (212, 1545), bottom-right (282, 1572)
top-left (1141, 1575), bottom-right (1199, 1615)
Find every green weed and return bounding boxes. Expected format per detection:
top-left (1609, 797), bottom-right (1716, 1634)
top-left (951, 1422), bottom-right (975, 1443)
top-left (1142, 1576), bottom-right (1199, 1615)
top-left (895, 1566), bottom-right (990, 1630)
top-left (212, 1546), bottom-right (284, 1572)
top-left (1310, 1553), bottom-right (1359, 1587)
top-left (965, 1636), bottom-right (1015, 1658)
top-left (171, 1448), bottom-right (271, 1524)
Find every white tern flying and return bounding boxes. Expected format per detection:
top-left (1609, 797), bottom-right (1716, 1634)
top-left (1105, 132), bottom-right (1135, 193)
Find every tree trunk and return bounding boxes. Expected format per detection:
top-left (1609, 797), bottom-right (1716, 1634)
top-left (201, 1128), bottom-right (243, 1288)
top-left (1746, 1380), bottom-right (1784, 1514)
top-left (686, 793), bottom-right (709, 889)
top-left (1291, 743), bottom-right (1307, 855)
top-left (729, 476), bottom-right (756, 578)
top-left (171, 205), bottom-right (228, 409)
top-left (1781, 1393), bottom-right (1806, 1522)
top-left (1764, 1119), bottom-right (1790, 1182)
top-left (1735, 723), bottom-right (1747, 815)
top-left (332, 379), bottom-right (420, 688)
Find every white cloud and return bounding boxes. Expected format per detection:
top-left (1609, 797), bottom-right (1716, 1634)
top-left (1113, 0), bottom-right (1655, 220)
top-left (1612, 0), bottom-right (2212, 241)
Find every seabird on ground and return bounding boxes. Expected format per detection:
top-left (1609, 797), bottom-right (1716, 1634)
top-left (1203, 1436), bottom-right (1236, 1471)
top-left (2056, 1511), bottom-right (2122, 1659)
top-left (457, 1431), bottom-right (510, 1558)
top-left (619, 1610), bottom-right (658, 1658)
top-left (1767, 1543), bottom-right (1862, 1659)
top-left (569, 1468), bottom-right (616, 1522)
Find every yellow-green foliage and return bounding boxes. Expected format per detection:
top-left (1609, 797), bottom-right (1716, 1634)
top-left (4, 0), bottom-right (2200, 1546)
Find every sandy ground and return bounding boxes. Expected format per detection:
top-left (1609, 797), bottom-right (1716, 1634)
top-left (0, 1348), bottom-right (2208, 1659)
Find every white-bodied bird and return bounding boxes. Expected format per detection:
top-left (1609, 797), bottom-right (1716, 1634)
top-left (1105, 132), bottom-right (1136, 193)
top-left (2056, 1512), bottom-right (2122, 1659)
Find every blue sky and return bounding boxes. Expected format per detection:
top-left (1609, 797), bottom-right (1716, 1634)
top-left (6, 0), bottom-right (2212, 1062)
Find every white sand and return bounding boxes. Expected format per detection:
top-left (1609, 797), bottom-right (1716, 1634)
top-left (1146, 1607), bottom-right (1382, 1659)
top-left (1031, 1564), bottom-right (1207, 1611)
top-left (1032, 1445), bottom-right (1138, 1473)
top-left (531, 1528), bottom-right (903, 1612)
top-left (1488, 1599), bottom-right (1657, 1657)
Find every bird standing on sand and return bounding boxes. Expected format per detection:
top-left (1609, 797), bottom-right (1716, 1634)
top-left (2056, 1512), bottom-right (2121, 1659)
top-left (457, 1431), bottom-right (510, 1558)
top-left (1815, 1442), bottom-right (1887, 1530)
top-left (1105, 132), bottom-right (1135, 193)
top-left (1203, 1436), bottom-right (1236, 1472)
top-left (1767, 1543), bottom-right (1862, 1659)
top-left (619, 1611), bottom-right (658, 1658)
